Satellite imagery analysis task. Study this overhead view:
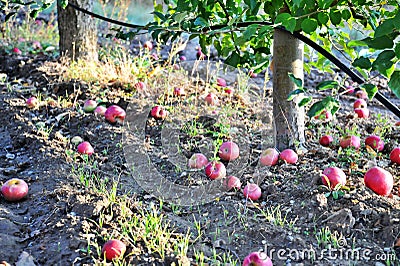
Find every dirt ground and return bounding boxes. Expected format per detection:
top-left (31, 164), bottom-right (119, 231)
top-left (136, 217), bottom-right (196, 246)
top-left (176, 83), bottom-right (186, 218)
top-left (0, 45), bottom-right (400, 266)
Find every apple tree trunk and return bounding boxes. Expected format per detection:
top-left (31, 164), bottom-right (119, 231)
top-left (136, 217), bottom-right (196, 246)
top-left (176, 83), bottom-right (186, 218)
top-left (57, 0), bottom-right (98, 60)
top-left (272, 28), bottom-right (305, 151)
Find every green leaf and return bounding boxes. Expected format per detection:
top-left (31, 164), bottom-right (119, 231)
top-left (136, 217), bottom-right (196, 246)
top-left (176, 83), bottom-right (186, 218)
top-left (301, 18), bottom-right (318, 34)
top-left (347, 40), bottom-right (366, 48)
top-left (393, 12), bottom-right (400, 30)
top-left (153, 11), bottom-right (167, 22)
top-left (362, 36), bottom-right (394, 49)
top-left (288, 73), bottom-right (303, 87)
top-left (174, 12), bottom-right (187, 23)
top-left (318, 0), bottom-right (333, 9)
top-left (329, 9), bottom-right (341, 25)
top-left (374, 19), bottom-right (395, 38)
top-left (298, 96), bottom-right (312, 107)
top-left (307, 101), bottom-right (325, 117)
top-left (372, 50), bottom-right (395, 77)
top-left (275, 12), bottom-right (296, 32)
top-left (60, 0), bottom-right (68, 8)
top-left (316, 80), bottom-right (339, 91)
top-left (352, 57), bottom-right (371, 69)
top-left (360, 83), bottom-right (378, 100)
top-left (225, 52), bottom-right (241, 67)
top-left (243, 24), bottom-right (259, 40)
top-left (317, 12), bottom-right (329, 25)
top-left (388, 71), bottom-right (400, 99)
top-left (287, 88), bottom-right (305, 101)
top-left (341, 9), bottom-right (351, 20)
top-left (194, 17), bottom-right (209, 27)
top-left (395, 43), bottom-right (400, 58)
top-left (307, 96), bottom-right (339, 117)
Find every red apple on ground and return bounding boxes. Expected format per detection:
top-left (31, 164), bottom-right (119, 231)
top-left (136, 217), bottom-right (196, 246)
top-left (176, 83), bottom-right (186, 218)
top-left (150, 105), bottom-right (168, 120)
top-left (77, 141), bottom-right (94, 155)
top-left (243, 183), bottom-right (262, 201)
top-left (224, 175), bottom-right (241, 191)
top-left (188, 153), bottom-right (208, 169)
top-left (353, 99), bottom-right (367, 109)
top-left (12, 47), bottom-right (22, 55)
top-left (134, 81), bottom-right (147, 93)
top-left (26, 96), bottom-right (38, 108)
top-left (364, 166), bottom-right (393, 196)
top-left (143, 40), bottom-right (153, 50)
top-left (260, 148), bottom-right (279, 166)
top-left (339, 135), bottom-right (360, 149)
top-left (216, 77), bottom-right (227, 87)
top-left (94, 105), bottom-right (107, 116)
top-left (179, 55), bottom-right (187, 61)
top-left (248, 70), bottom-right (258, 78)
top-left (205, 161), bottom-right (226, 180)
top-left (102, 239), bottom-right (126, 261)
top-left (356, 90), bottom-right (367, 99)
top-left (319, 135), bottom-right (333, 147)
top-left (314, 109), bottom-right (332, 122)
top-left (322, 167), bottom-right (346, 189)
top-left (205, 93), bottom-right (219, 106)
top-left (390, 147), bottom-right (400, 164)
top-left (1, 178), bottom-right (29, 202)
top-left (224, 87), bottom-right (234, 95)
top-left (219, 141), bottom-right (240, 161)
top-left (354, 108), bottom-right (370, 118)
top-left (173, 87), bottom-right (186, 96)
top-left (83, 99), bottom-right (97, 112)
top-left (196, 47), bottom-right (206, 59)
top-left (105, 105), bottom-right (126, 124)
top-left (279, 149), bottom-right (298, 164)
top-left (345, 85), bottom-right (354, 94)
top-left (242, 251), bottom-right (273, 266)
top-left (365, 135), bottom-right (384, 151)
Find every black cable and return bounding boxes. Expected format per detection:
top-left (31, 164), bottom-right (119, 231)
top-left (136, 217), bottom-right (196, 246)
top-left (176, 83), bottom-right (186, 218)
top-left (66, 3), bottom-right (400, 118)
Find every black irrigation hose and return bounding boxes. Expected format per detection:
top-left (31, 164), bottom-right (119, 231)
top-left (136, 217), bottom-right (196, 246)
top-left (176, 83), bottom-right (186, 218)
top-left (67, 2), bottom-right (400, 118)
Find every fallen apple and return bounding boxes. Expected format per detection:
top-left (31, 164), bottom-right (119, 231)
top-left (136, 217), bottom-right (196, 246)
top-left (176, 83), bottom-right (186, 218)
top-left (242, 251), bottom-right (273, 266)
top-left (196, 47), bottom-right (206, 60)
top-left (205, 161), bottom-right (226, 180)
top-left (105, 105), bottom-right (126, 124)
top-left (12, 47), bottom-right (22, 55)
top-left (83, 99), bottom-right (97, 112)
top-left (205, 93), bottom-right (219, 106)
top-left (243, 183), bottom-right (262, 201)
top-left (224, 87), bottom-right (234, 95)
top-left (364, 166), bottom-right (393, 196)
top-left (322, 167), bottom-right (346, 189)
top-left (179, 55), bottom-right (187, 61)
top-left (314, 109), bottom-right (332, 122)
top-left (188, 153), bottom-right (208, 169)
top-left (260, 148), bottom-right (279, 166)
top-left (94, 105), bottom-right (107, 116)
top-left (224, 175), bottom-right (241, 190)
top-left (355, 90), bottom-right (367, 99)
top-left (353, 99), bottom-right (367, 109)
top-left (339, 135), bottom-right (360, 149)
top-left (365, 135), bottom-right (384, 151)
top-left (216, 77), bottom-right (227, 87)
top-left (219, 141), bottom-right (240, 161)
top-left (143, 40), bottom-right (153, 50)
top-left (345, 85), bottom-right (354, 94)
top-left (77, 141), bottom-right (94, 155)
top-left (279, 149), bottom-right (298, 164)
top-left (26, 96), bottom-right (38, 109)
top-left (319, 135), bottom-right (333, 147)
top-left (134, 81), bottom-right (147, 93)
top-left (102, 239), bottom-right (126, 261)
top-left (390, 147), bottom-right (400, 164)
top-left (150, 105), bottom-right (169, 120)
top-left (1, 178), bottom-right (29, 202)
top-left (354, 108), bottom-right (369, 118)
top-left (173, 87), bottom-right (186, 96)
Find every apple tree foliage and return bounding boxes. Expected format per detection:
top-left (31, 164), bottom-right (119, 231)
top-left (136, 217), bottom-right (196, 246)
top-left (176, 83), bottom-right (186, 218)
top-left (143, 0), bottom-right (400, 118)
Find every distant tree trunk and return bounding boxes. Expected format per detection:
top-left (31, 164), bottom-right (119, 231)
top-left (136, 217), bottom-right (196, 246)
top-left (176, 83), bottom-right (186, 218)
top-left (57, 0), bottom-right (98, 61)
top-left (272, 29), bottom-right (305, 151)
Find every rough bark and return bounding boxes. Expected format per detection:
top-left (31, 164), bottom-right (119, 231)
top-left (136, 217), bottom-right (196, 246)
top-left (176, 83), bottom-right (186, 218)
top-left (57, 0), bottom-right (98, 61)
top-left (272, 28), bottom-right (305, 151)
